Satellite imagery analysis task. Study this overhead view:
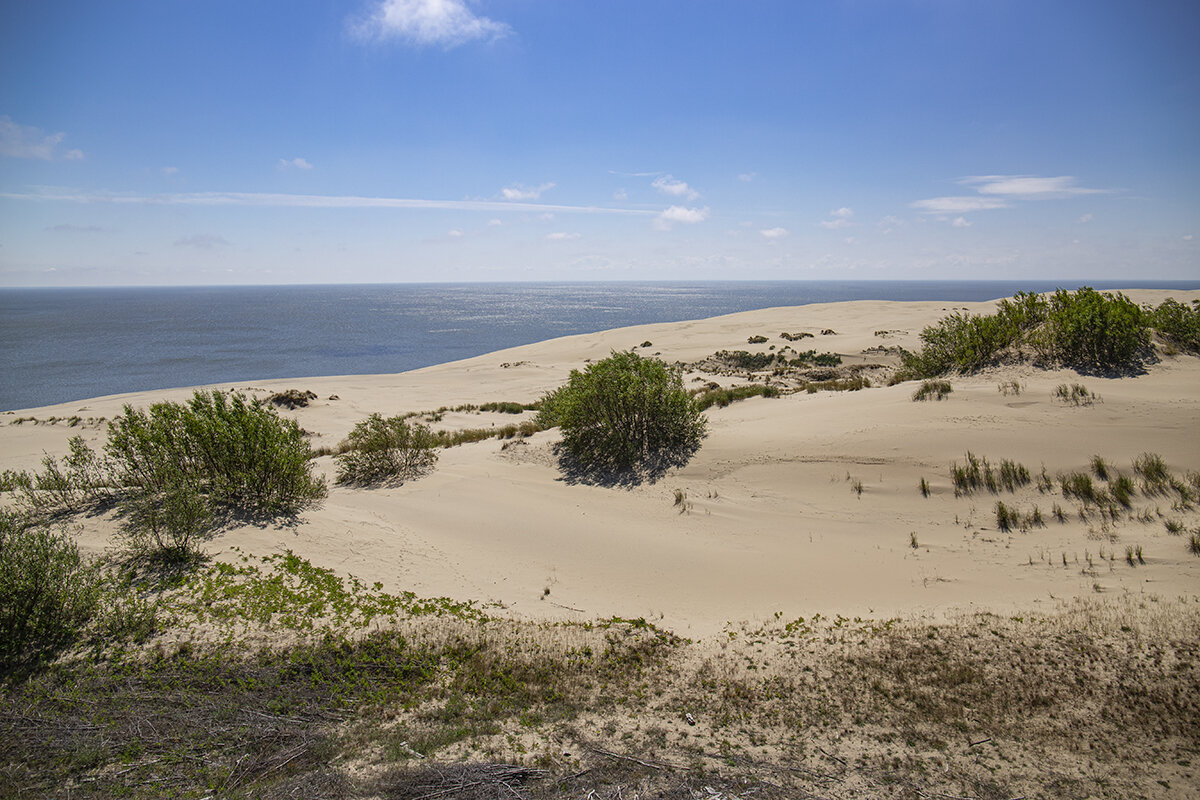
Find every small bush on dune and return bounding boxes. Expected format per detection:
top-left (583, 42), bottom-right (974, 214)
top-left (335, 414), bottom-right (438, 485)
top-left (0, 511), bottom-right (102, 676)
top-left (1147, 298), bottom-right (1200, 353)
top-left (538, 351), bottom-right (707, 471)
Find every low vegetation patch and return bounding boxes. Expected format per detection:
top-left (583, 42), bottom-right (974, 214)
top-left (1054, 382), bottom-right (1097, 405)
top-left (950, 453), bottom-right (1030, 495)
top-left (912, 379), bottom-right (952, 401)
top-left (692, 383), bottom-right (780, 410)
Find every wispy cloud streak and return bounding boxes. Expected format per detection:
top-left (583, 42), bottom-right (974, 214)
top-left (1, 189), bottom-right (656, 216)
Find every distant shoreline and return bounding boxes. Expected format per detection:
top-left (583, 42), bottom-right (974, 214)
top-left (5, 279), bottom-right (1200, 412)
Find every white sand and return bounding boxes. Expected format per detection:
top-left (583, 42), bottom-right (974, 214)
top-left (5, 290), bottom-right (1199, 637)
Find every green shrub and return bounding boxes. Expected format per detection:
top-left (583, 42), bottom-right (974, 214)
top-left (0, 511), bottom-right (102, 676)
top-left (538, 351), bottom-right (707, 470)
top-left (900, 288), bottom-right (1154, 378)
top-left (1148, 298), bottom-right (1200, 353)
top-left (1034, 288), bottom-right (1148, 371)
top-left (105, 391), bottom-right (326, 554)
top-left (335, 414), bottom-right (439, 485)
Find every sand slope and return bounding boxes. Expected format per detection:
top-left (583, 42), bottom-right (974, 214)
top-left (4, 290), bottom-right (1199, 637)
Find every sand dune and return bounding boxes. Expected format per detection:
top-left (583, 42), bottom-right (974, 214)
top-left (5, 289), bottom-right (1199, 637)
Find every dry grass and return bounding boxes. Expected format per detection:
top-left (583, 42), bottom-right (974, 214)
top-left (3, 546), bottom-right (1198, 800)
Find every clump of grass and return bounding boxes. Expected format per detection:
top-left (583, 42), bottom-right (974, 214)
top-left (1061, 472), bottom-right (1100, 505)
top-left (801, 375), bottom-right (870, 393)
top-left (1164, 519), bottom-right (1184, 534)
top-left (998, 380), bottom-right (1023, 396)
top-left (1110, 475), bottom-right (1135, 508)
top-left (747, 335), bottom-right (768, 344)
top-left (996, 501), bottom-right (1046, 532)
top-left (951, 453), bottom-right (1028, 495)
top-left (995, 501), bottom-right (1017, 532)
top-left (919, 477), bottom-right (930, 497)
top-left (1091, 455), bottom-right (1109, 481)
top-left (998, 459), bottom-right (1031, 492)
top-left (850, 479), bottom-right (864, 497)
top-left (780, 331), bottom-right (813, 341)
top-left (1133, 452), bottom-right (1170, 494)
top-left (910, 532), bottom-right (919, 549)
top-left (1052, 503), bottom-right (1066, 523)
top-left (1189, 532), bottom-right (1200, 556)
top-left (1054, 383), bottom-right (1097, 406)
top-left (912, 380), bottom-right (952, 401)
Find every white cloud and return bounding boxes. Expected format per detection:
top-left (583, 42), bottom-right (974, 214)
top-left (447, 229), bottom-right (464, 237)
top-left (819, 207), bottom-right (854, 229)
top-left (351, 0), bottom-right (511, 47)
top-left (2, 188), bottom-right (655, 217)
top-left (487, 218), bottom-right (502, 226)
top-left (278, 157), bottom-right (313, 170)
top-left (651, 175), bottom-right (699, 201)
top-left (174, 234), bottom-right (230, 249)
top-left (613, 188), bottom-right (628, 201)
top-left (911, 196), bottom-right (1009, 214)
top-left (1079, 213), bottom-right (1093, 223)
top-left (1185, 234), bottom-right (1194, 241)
top-left (546, 232), bottom-right (580, 241)
top-left (951, 217), bottom-right (971, 228)
top-left (0, 116), bottom-right (82, 160)
top-left (760, 227), bottom-right (788, 239)
top-left (654, 205), bottom-right (710, 230)
top-left (501, 182), bottom-right (555, 201)
top-left (738, 172), bottom-right (757, 183)
top-left (960, 174), bottom-right (1108, 198)
top-left (162, 166), bottom-right (179, 177)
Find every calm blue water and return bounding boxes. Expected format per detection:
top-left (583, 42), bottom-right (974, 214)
top-left (2, 281), bottom-right (1196, 411)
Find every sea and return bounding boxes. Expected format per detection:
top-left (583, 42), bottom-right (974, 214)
top-left (2, 280), bottom-right (1197, 412)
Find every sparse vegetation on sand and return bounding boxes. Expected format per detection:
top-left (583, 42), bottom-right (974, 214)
top-left (911, 379), bottom-right (952, 401)
top-left (1, 547), bottom-right (1196, 799)
top-left (538, 351), bottom-right (707, 471)
top-left (691, 383), bottom-right (780, 410)
top-left (1054, 382), bottom-right (1098, 405)
top-left (897, 288), bottom-right (1193, 379)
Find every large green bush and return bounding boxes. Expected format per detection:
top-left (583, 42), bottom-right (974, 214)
top-left (1034, 288), bottom-right (1147, 370)
top-left (103, 391), bottom-right (326, 556)
top-left (900, 288), bottom-right (1161, 378)
top-left (538, 351), bottom-right (707, 470)
top-left (335, 414), bottom-right (438, 485)
top-left (0, 511), bottom-right (102, 676)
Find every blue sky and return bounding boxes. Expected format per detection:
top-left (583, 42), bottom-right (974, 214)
top-left (1, 0), bottom-right (1197, 285)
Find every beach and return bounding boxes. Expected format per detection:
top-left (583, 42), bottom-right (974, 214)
top-left (6, 289), bottom-right (1199, 636)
